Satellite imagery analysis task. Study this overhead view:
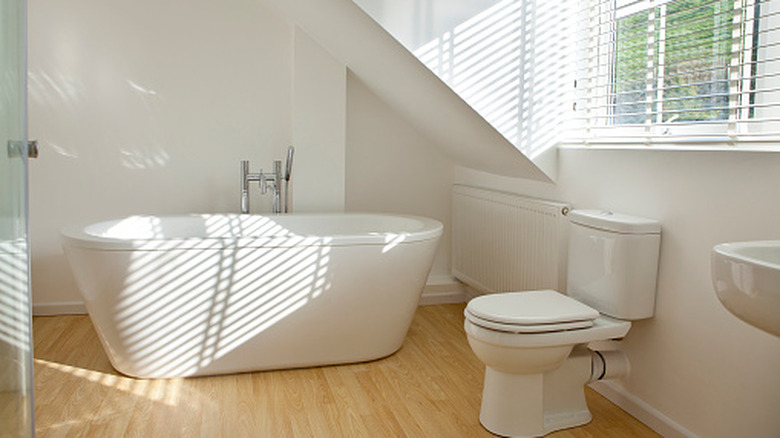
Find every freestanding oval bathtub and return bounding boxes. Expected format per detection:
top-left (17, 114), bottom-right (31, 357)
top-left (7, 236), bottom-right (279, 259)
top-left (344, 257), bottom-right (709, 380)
top-left (61, 213), bottom-right (442, 378)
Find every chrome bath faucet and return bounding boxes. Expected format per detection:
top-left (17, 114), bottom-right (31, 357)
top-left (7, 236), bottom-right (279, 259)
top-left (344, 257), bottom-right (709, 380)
top-left (240, 146), bottom-right (294, 214)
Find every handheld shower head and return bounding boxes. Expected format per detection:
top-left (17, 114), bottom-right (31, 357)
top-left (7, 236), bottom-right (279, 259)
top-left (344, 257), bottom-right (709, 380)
top-left (285, 146), bottom-right (294, 181)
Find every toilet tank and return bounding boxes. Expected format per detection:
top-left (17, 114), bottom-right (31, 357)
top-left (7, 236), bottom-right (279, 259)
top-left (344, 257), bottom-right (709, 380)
top-left (566, 210), bottom-right (661, 320)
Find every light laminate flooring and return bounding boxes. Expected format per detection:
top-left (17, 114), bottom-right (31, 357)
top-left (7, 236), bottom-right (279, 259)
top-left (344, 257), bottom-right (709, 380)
top-left (33, 303), bottom-right (660, 437)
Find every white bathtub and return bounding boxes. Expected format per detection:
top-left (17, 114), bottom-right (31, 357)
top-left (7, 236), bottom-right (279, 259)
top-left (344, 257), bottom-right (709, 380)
top-left (61, 213), bottom-right (442, 378)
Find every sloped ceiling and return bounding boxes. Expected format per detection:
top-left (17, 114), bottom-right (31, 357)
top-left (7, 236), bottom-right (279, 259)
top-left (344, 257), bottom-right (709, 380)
top-left (257, 0), bottom-right (551, 181)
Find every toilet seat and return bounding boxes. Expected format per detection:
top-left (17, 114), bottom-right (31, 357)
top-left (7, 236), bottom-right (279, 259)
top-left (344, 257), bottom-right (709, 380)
top-left (464, 314), bottom-right (631, 348)
top-left (466, 313), bottom-right (594, 333)
top-left (465, 290), bottom-right (600, 334)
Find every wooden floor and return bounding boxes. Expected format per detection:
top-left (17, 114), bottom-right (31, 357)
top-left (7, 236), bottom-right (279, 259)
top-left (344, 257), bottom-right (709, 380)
top-left (33, 304), bottom-right (659, 437)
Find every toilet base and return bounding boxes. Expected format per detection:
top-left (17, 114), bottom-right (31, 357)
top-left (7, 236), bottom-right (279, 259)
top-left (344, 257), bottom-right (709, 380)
top-left (478, 346), bottom-right (594, 437)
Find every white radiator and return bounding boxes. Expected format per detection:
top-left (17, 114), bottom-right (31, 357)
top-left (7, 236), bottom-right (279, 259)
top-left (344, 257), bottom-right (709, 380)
top-left (452, 185), bottom-right (570, 294)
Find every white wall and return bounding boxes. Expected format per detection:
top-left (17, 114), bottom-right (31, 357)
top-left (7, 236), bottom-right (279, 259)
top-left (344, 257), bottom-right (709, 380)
top-left (456, 148), bottom-right (780, 438)
top-left (345, 74), bottom-right (454, 283)
top-left (259, 0), bottom-right (551, 180)
top-left (292, 29), bottom-right (347, 213)
top-left (28, 0), bottom-right (294, 307)
top-left (354, 0), bottom-right (505, 52)
top-left (355, 0), bottom-right (574, 173)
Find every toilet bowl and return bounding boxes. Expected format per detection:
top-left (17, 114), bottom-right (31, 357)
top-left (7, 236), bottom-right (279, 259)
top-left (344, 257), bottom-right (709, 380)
top-left (464, 290), bottom-right (631, 437)
top-left (464, 210), bottom-right (660, 437)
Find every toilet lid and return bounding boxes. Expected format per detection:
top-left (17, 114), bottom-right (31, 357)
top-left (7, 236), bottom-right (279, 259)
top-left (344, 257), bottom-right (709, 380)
top-left (465, 290), bottom-right (600, 334)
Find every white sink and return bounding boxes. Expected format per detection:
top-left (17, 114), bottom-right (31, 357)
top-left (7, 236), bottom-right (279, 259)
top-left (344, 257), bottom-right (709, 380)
top-left (711, 241), bottom-right (780, 337)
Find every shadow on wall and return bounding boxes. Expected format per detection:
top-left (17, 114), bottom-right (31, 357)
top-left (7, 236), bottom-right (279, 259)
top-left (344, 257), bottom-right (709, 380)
top-left (28, 71), bottom-right (171, 169)
top-left (359, 0), bottom-right (575, 160)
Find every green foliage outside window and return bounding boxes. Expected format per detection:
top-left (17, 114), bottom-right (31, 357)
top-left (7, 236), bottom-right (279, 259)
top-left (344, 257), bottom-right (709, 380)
top-left (613, 0), bottom-right (740, 125)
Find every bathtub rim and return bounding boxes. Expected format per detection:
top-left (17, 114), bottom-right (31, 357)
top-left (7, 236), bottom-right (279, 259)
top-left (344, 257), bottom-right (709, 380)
top-left (60, 212), bottom-right (443, 251)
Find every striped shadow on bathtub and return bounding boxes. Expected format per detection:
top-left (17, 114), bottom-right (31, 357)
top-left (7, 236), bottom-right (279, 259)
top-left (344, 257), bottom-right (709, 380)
top-left (451, 185), bottom-right (570, 295)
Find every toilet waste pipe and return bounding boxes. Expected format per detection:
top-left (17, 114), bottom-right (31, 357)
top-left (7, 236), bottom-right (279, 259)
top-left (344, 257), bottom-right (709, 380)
top-left (589, 349), bottom-right (630, 382)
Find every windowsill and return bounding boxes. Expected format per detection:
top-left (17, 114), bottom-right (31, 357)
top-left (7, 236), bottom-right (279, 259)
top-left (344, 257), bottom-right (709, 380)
top-left (558, 139), bottom-right (780, 153)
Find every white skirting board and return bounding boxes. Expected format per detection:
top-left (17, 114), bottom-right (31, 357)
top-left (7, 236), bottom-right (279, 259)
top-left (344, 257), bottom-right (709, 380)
top-left (589, 381), bottom-right (697, 438)
top-left (33, 301), bottom-right (87, 316)
top-left (419, 275), bottom-right (468, 305)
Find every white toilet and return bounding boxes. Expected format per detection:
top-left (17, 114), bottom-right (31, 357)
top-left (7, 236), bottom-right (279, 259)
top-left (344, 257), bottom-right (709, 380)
top-left (464, 210), bottom-right (661, 437)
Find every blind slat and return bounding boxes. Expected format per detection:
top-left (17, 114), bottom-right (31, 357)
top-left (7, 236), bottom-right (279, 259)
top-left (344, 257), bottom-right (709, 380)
top-left (575, 2), bottom-right (778, 57)
top-left (580, 84), bottom-right (780, 109)
top-left (573, 0), bottom-right (779, 143)
top-left (579, 55), bottom-right (780, 95)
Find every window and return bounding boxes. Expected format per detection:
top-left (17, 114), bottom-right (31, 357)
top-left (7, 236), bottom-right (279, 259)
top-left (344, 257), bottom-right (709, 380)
top-left (574, 0), bottom-right (780, 144)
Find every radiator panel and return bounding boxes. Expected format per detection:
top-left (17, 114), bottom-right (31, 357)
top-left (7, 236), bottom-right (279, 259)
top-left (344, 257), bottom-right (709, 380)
top-left (452, 185), bottom-right (570, 293)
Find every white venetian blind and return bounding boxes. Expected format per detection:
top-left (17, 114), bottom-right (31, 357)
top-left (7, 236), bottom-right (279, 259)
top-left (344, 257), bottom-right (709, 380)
top-left (572, 0), bottom-right (780, 144)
